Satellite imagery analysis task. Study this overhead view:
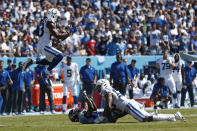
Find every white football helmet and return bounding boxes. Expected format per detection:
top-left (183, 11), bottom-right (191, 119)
top-left (47, 8), bottom-right (61, 23)
top-left (95, 79), bottom-right (110, 93)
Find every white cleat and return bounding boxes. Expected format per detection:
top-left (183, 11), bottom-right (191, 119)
top-left (174, 111), bottom-right (186, 121)
top-left (168, 117), bottom-right (176, 122)
top-left (40, 111), bottom-right (45, 115)
top-left (51, 110), bottom-right (56, 114)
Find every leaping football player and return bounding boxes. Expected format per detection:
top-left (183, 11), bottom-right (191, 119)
top-left (23, 8), bottom-right (70, 73)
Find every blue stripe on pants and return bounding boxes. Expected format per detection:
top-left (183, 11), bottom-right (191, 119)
top-left (127, 104), bottom-right (143, 121)
top-left (45, 46), bottom-right (61, 55)
top-left (44, 48), bottom-right (57, 56)
top-left (128, 103), bottom-right (145, 118)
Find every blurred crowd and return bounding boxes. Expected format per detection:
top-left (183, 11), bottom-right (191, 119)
top-left (0, 0), bottom-right (197, 57)
top-left (1, 0), bottom-right (197, 57)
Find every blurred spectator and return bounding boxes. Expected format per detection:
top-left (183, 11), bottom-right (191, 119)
top-left (170, 33), bottom-right (180, 54)
top-left (128, 59), bottom-right (139, 99)
top-left (79, 58), bottom-right (97, 108)
top-left (11, 62), bottom-right (25, 115)
top-left (0, 0), bottom-right (197, 56)
top-left (150, 77), bottom-right (171, 110)
top-left (140, 76), bottom-right (156, 97)
top-left (191, 36), bottom-right (197, 54)
top-left (107, 35), bottom-right (120, 56)
top-left (23, 67), bottom-right (34, 112)
top-left (96, 35), bottom-right (108, 56)
top-left (4, 59), bottom-right (13, 115)
top-left (148, 24), bottom-right (161, 54)
top-left (20, 39), bottom-right (33, 57)
top-left (160, 26), bottom-right (170, 51)
top-left (181, 60), bottom-right (196, 107)
top-left (35, 65), bottom-right (55, 114)
top-left (86, 35), bottom-right (96, 56)
top-left (0, 60), bottom-right (12, 115)
top-left (110, 53), bottom-right (131, 95)
top-left (179, 33), bottom-right (188, 52)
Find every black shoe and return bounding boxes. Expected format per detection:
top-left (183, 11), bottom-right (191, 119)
top-left (23, 58), bottom-right (33, 70)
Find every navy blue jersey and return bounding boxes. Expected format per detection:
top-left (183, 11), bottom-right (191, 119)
top-left (25, 69), bottom-right (34, 86)
top-left (11, 68), bottom-right (26, 91)
top-left (80, 65), bottom-right (96, 83)
top-left (35, 65), bottom-right (52, 85)
top-left (184, 66), bottom-right (196, 86)
top-left (150, 83), bottom-right (169, 100)
top-left (128, 65), bottom-right (139, 80)
top-left (110, 62), bottom-right (130, 83)
top-left (0, 69), bottom-right (11, 87)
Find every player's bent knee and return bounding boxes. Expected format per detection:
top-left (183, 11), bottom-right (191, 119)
top-left (177, 91), bottom-right (181, 94)
top-left (56, 53), bottom-right (63, 61)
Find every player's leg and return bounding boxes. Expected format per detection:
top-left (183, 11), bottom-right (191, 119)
top-left (24, 46), bottom-right (63, 70)
top-left (62, 83), bottom-right (68, 113)
top-left (70, 82), bottom-right (78, 108)
top-left (126, 99), bottom-right (149, 122)
top-left (149, 111), bottom-right (186, 122)
top-left (176, 81), bottom-right (182, 107)
top-left (181, 87), bottom-right (187, 107)
top-left (166, 79), bottom-right (177, 108)
top-left (44, 46), bottom-right (63, 71)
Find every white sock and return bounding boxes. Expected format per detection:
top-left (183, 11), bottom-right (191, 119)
top-left (172, 97), bottom-right (177, 107)
top-left (177, 93), bottom-right (181, 107)
top-left (74, 104), bottom-right (78, 108)
top-left (63, 104), bottom-right (67, 111)
top-left (153, 114), bottom-right (175, 121)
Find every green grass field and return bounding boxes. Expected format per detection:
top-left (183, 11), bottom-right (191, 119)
top-left (0, 108), bottom-right (197, 131)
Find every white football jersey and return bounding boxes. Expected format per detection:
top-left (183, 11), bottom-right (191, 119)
top-left (157, 57), bottom-right (174, 79)
top-left (148, 30), bottom-right (161, 46)
top-left (38, 18), bottom-right (52, 49)
top-left (58, 62), bottom-right (79, 82)
top-left (99, 83), bottom-right (129, 112)
top-left (172, 60), bottom-right (184, 81)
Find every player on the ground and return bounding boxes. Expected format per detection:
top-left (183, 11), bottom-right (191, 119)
top-left (156, 50), bottom-right (177, 108)
top-left (95, 79), bottom-right (185, 122)
top-left (172, 53), bottom-right (185, 108)
top-left (68, 91), bottom-right (126, 124)
top-left (23, 8), bottom-right (70, 73)
top-left (58, 56), bottom-right (79, 113)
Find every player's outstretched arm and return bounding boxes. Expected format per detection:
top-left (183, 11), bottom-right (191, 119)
top-left (46, 21), bottom-right (70, 40)
top-left (103, 93), bottom-right (113, 117)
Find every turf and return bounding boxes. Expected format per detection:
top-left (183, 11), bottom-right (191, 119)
top-left (0, 108), bottom-right (197, 131)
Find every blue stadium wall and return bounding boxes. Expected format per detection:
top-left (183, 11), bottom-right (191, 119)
top-left (2, 55), bottom-right (162, 78)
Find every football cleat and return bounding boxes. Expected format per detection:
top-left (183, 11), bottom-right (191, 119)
top-left (174, 111), bottom-right (186, 121)
top-left (23, 58), bottom-right (34, 70)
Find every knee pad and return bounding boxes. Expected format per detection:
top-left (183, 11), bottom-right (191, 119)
top-left (57, 53), bottom-right (63, 61)
top-left (177, 91), bottom-right (181, 94)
